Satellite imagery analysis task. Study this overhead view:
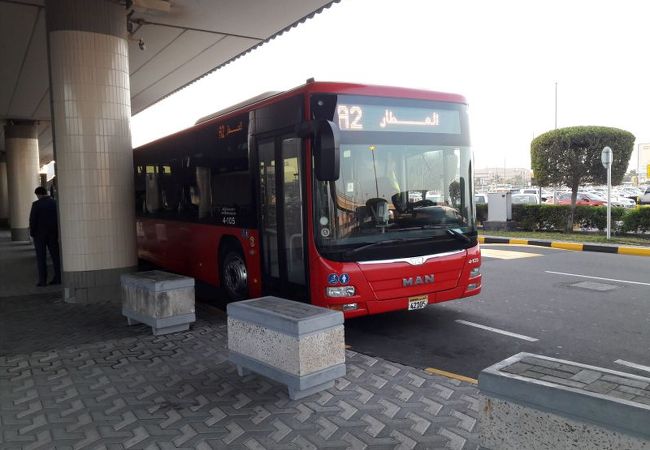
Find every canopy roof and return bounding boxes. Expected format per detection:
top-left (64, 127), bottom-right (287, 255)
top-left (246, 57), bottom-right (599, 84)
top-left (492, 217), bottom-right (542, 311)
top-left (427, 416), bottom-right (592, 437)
top-left (0, 0), bottom-right (339, 162)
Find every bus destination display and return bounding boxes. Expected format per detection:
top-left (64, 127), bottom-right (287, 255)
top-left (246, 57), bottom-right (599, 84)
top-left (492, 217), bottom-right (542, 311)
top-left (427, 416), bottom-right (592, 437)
top-left (336, 103), bottom-right (461, 134)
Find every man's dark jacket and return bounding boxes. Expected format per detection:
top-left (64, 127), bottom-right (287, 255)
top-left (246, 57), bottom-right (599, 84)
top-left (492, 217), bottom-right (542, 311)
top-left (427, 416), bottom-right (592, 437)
top-left (29, 196), bottom-right (58, 238)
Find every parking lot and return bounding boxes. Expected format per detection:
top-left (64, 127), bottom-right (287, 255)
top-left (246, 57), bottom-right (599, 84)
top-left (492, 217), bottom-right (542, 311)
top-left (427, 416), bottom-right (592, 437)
top-left (345, 244), bottom-right (650, 380)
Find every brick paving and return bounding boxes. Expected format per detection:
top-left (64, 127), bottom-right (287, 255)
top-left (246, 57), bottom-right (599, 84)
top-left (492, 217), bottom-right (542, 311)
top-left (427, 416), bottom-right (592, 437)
top-left (0, 233), bottom-right (62, 299)
top-left (0, 230), bottom-right (482, 449)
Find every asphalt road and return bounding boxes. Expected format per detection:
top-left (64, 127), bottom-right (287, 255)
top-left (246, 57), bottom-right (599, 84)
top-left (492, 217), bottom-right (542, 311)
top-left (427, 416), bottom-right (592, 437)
top-left (344, 244), bottom-right (650, 380)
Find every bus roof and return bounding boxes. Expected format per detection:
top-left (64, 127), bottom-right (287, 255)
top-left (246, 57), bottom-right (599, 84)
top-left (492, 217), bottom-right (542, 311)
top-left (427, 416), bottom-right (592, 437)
top-left (135, 80), bottom-right (468, 152)
top-left (194, 91), bottom-right (280, 125)
top-left (301, 81), bottom-right (467, 104)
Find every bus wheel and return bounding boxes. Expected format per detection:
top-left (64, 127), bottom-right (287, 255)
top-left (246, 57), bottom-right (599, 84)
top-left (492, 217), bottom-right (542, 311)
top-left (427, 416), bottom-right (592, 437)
top-left (221, 250), bottom-right (248, 300)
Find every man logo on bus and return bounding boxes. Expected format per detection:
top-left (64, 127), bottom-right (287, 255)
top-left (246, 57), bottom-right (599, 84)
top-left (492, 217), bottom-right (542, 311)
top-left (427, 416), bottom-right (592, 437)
top-left (340, 273), bottom-right (350, 284)
top-left (403, 274), bottom-right (435, 287)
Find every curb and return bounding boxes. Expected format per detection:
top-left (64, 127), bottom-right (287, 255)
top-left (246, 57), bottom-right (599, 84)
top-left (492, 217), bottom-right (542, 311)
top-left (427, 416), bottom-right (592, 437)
top-left (478, 236), bottom-right (650, 257)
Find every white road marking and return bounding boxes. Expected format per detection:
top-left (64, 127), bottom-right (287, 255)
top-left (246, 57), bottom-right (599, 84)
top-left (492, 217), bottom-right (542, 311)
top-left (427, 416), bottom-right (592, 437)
top-left (481, 249), bottom-right (541, 259)
top-left (545, 271), bottom-right (650, 287)
top-left (614, 359), bottom-right (650, 374)
top-left (455, 320), bottom-right (539, 342)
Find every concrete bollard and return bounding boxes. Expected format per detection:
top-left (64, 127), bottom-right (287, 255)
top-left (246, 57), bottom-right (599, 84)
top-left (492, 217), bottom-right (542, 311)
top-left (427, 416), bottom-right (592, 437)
top-left (121, 270), bottom-right (195, 336)
top-left (227, 296), bottom-right (346, 400)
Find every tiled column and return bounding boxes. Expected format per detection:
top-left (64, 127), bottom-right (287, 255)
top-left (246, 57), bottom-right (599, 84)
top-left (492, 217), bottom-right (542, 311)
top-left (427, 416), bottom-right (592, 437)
top-left (0, 155), bottom-right (9, 228)
top-left (4, 122), bottom-right (40, 241)
top-left (45, 0), bottom-right (136, 303)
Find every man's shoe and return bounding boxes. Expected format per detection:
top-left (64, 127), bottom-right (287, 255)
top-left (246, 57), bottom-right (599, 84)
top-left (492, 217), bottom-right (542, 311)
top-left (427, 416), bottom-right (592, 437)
top-left (36, 282), bottom-right (46, 287)
top-left (48, 279), bottom-right (61, 286)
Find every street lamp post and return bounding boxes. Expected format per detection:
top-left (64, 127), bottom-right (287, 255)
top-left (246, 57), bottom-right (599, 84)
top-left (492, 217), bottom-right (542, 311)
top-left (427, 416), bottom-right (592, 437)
top-left (601, 146), bottom-right (613, 240)
top-left (554, 82), bottom-right (558, 129)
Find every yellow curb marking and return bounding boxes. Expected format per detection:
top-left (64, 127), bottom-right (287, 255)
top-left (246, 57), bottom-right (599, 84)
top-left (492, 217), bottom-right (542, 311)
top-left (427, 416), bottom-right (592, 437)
top-left (550, 242), bottom-right (583, 251)
top-left (425, 367), bottom-right (478, 385)
top-left (509, 238), bottom-right (529, 245)
top-left (618, 246), bottom-right (650, 257)
top-left (481, 249), bottom-right (541, 259)
top-left (480, 236), bottom-right (650, 257)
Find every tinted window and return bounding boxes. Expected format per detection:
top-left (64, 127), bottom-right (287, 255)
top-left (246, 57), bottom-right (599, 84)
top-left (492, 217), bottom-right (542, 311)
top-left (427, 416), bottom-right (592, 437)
top-left (134, 113), bottom-right (255, 227)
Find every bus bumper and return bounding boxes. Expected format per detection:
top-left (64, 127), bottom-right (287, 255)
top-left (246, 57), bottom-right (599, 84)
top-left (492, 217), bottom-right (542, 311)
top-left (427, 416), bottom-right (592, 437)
top-left (347, 281), bottom-right (481, 318)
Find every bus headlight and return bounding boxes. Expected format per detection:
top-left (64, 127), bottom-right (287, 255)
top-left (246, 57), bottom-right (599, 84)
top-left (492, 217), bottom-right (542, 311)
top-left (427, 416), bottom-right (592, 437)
top-left (470, 267), bottom-right (480, 278)
top-left (327, 286), bottom-right (356, 297)
top-left (329, 303), bottom-right (359, 312)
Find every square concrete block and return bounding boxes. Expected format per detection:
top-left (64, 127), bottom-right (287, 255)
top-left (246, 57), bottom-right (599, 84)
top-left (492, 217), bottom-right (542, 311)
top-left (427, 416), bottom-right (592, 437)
top-left (479, 352), bottom-right (650, 449)
top-left (228, 296), bottom-right (346, 400)
top-left (121, 270), bottom-right (195, 335)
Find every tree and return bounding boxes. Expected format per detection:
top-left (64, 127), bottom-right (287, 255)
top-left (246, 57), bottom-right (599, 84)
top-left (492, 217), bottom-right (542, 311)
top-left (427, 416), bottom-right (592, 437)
top-left (530, 126), bottom-right (635, 230)
top-left (449, 180), bottom-right (461, 206)
top-left (623, 169), bottom-right (637, 183)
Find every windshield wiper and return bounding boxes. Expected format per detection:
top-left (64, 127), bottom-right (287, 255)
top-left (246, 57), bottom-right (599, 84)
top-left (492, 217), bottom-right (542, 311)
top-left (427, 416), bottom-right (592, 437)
top-left (343, 229), bottom-right (471, 257)
top-left (446, 228), bottom-right (471, 243)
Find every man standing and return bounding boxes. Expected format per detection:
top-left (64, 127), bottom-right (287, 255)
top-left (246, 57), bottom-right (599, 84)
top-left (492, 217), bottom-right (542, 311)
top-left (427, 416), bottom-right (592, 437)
top-left (29, 186), bottom-right (61, 286)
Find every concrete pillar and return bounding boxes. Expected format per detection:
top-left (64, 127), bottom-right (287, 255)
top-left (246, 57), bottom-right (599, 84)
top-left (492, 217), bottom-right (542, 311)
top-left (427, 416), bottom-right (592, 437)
top-left (4, 122), bottom-right (40, 241)
top-left (45, 0), bottom-right (136, 303)
top-left (0, 155), bottom-right (9, 228)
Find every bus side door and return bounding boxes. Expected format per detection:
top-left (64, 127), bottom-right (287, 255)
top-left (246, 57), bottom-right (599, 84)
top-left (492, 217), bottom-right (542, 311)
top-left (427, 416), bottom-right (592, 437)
top-left (257, 135), bottom-right (307, 300)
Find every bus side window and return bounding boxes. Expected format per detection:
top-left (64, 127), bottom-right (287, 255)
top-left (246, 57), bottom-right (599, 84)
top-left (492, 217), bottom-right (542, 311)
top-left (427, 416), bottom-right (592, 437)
top-left (195, 166), bottom-right (212, 220)
top-left (159, 163), bottom-right (181, 215)
top-left (134, 165), bottom-right (146, 215)
top-left (207, 117), bottom-right (252, 226)
top-left (175, 157), bottom-right (195, 220)
top-left (212, 171), bottom-right (251, 215)
top-left (145, 165), bottom-right (161, 214)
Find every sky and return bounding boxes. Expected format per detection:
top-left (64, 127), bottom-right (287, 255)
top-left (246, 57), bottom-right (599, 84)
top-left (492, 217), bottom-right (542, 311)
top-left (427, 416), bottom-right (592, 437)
top-left (132, 0), bottom-right (650, 171)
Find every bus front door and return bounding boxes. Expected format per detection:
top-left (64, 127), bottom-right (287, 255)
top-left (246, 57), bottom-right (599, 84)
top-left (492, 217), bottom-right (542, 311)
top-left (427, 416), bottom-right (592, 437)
top-left (257, 136), bottom-right (307, 300)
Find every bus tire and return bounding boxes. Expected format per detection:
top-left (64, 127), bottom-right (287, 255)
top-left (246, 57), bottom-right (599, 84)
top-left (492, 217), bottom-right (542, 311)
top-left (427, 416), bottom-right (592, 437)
top-left (221, 249), bottom-right (248, 300)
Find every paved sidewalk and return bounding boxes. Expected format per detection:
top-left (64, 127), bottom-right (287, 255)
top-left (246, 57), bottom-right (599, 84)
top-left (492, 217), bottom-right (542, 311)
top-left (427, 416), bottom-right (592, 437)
top-left (0, 234), bottom-right (62, 299)
top-left (0, 231), bottom-right (482, 449)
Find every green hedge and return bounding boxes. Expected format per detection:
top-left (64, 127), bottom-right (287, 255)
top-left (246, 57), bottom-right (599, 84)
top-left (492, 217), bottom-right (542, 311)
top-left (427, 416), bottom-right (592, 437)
top-left (575, 206), bottom-right (626, 231)
top-left (620, 207), bottom-right (650, 233)
top-left (482, 204), bottom-right (648, 233)
top-left (511, 204), bottom-right (570, 230)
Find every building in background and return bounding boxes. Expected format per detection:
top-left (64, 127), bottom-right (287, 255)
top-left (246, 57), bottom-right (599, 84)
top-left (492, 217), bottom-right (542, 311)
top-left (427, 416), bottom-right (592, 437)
top-left (474, 167), bottom-right (532, 191)
top-left (638, 143), bottom-right (650, 182)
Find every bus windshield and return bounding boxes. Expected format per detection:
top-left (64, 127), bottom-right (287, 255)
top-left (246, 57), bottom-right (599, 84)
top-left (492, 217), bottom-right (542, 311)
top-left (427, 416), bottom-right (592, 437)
top-left (312, 95), bottom-right (475, 259)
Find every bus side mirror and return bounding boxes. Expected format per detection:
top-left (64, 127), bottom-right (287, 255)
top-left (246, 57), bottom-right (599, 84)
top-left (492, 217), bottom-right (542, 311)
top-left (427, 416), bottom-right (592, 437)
top-left (297, 120), bottom-right (340, 181)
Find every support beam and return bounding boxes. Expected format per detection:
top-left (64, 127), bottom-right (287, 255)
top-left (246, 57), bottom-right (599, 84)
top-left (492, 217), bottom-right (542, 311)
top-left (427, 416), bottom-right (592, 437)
top-left (0, 155), bottom-right (9, 228)
top-left (45, 0), bottom-right (137, 303)
top-left (4, 121), bottom-right (40, 241)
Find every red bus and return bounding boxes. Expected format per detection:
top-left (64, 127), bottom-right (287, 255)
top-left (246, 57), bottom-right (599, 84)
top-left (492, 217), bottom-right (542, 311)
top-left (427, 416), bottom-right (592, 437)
top-left (134, 80), bottom-right (481, 318)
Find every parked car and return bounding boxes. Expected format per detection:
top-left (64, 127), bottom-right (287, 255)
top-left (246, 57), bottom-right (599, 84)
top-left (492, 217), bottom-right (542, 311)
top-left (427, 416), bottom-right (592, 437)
top-left (475, 194), bottom-right (488, 205)
top-left (511, 193), bottom-right (539, 205)
top-left (584, 190), bottom-right (634, 208)
top-left (551, 192), bottom-right (607, 206)
top-left (540, 190), bottom-right (553, 202)
top-left (544, 192), bottom-right (566, 204)
top-left (619, 187), bottom-right (643, 201)
top-left (610, 196), bottom-right (636, 208)
top-left (640, 187), bottom-right (650, 205)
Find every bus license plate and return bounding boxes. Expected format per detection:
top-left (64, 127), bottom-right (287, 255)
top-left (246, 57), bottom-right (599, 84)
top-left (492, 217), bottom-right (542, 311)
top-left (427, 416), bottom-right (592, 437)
top-left (408, 295), bottom-right (428, 311)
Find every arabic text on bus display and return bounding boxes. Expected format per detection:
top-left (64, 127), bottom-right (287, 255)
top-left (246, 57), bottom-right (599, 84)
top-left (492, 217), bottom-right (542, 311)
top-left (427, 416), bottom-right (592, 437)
top-left (336, 104), bottom-right (461, 134)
